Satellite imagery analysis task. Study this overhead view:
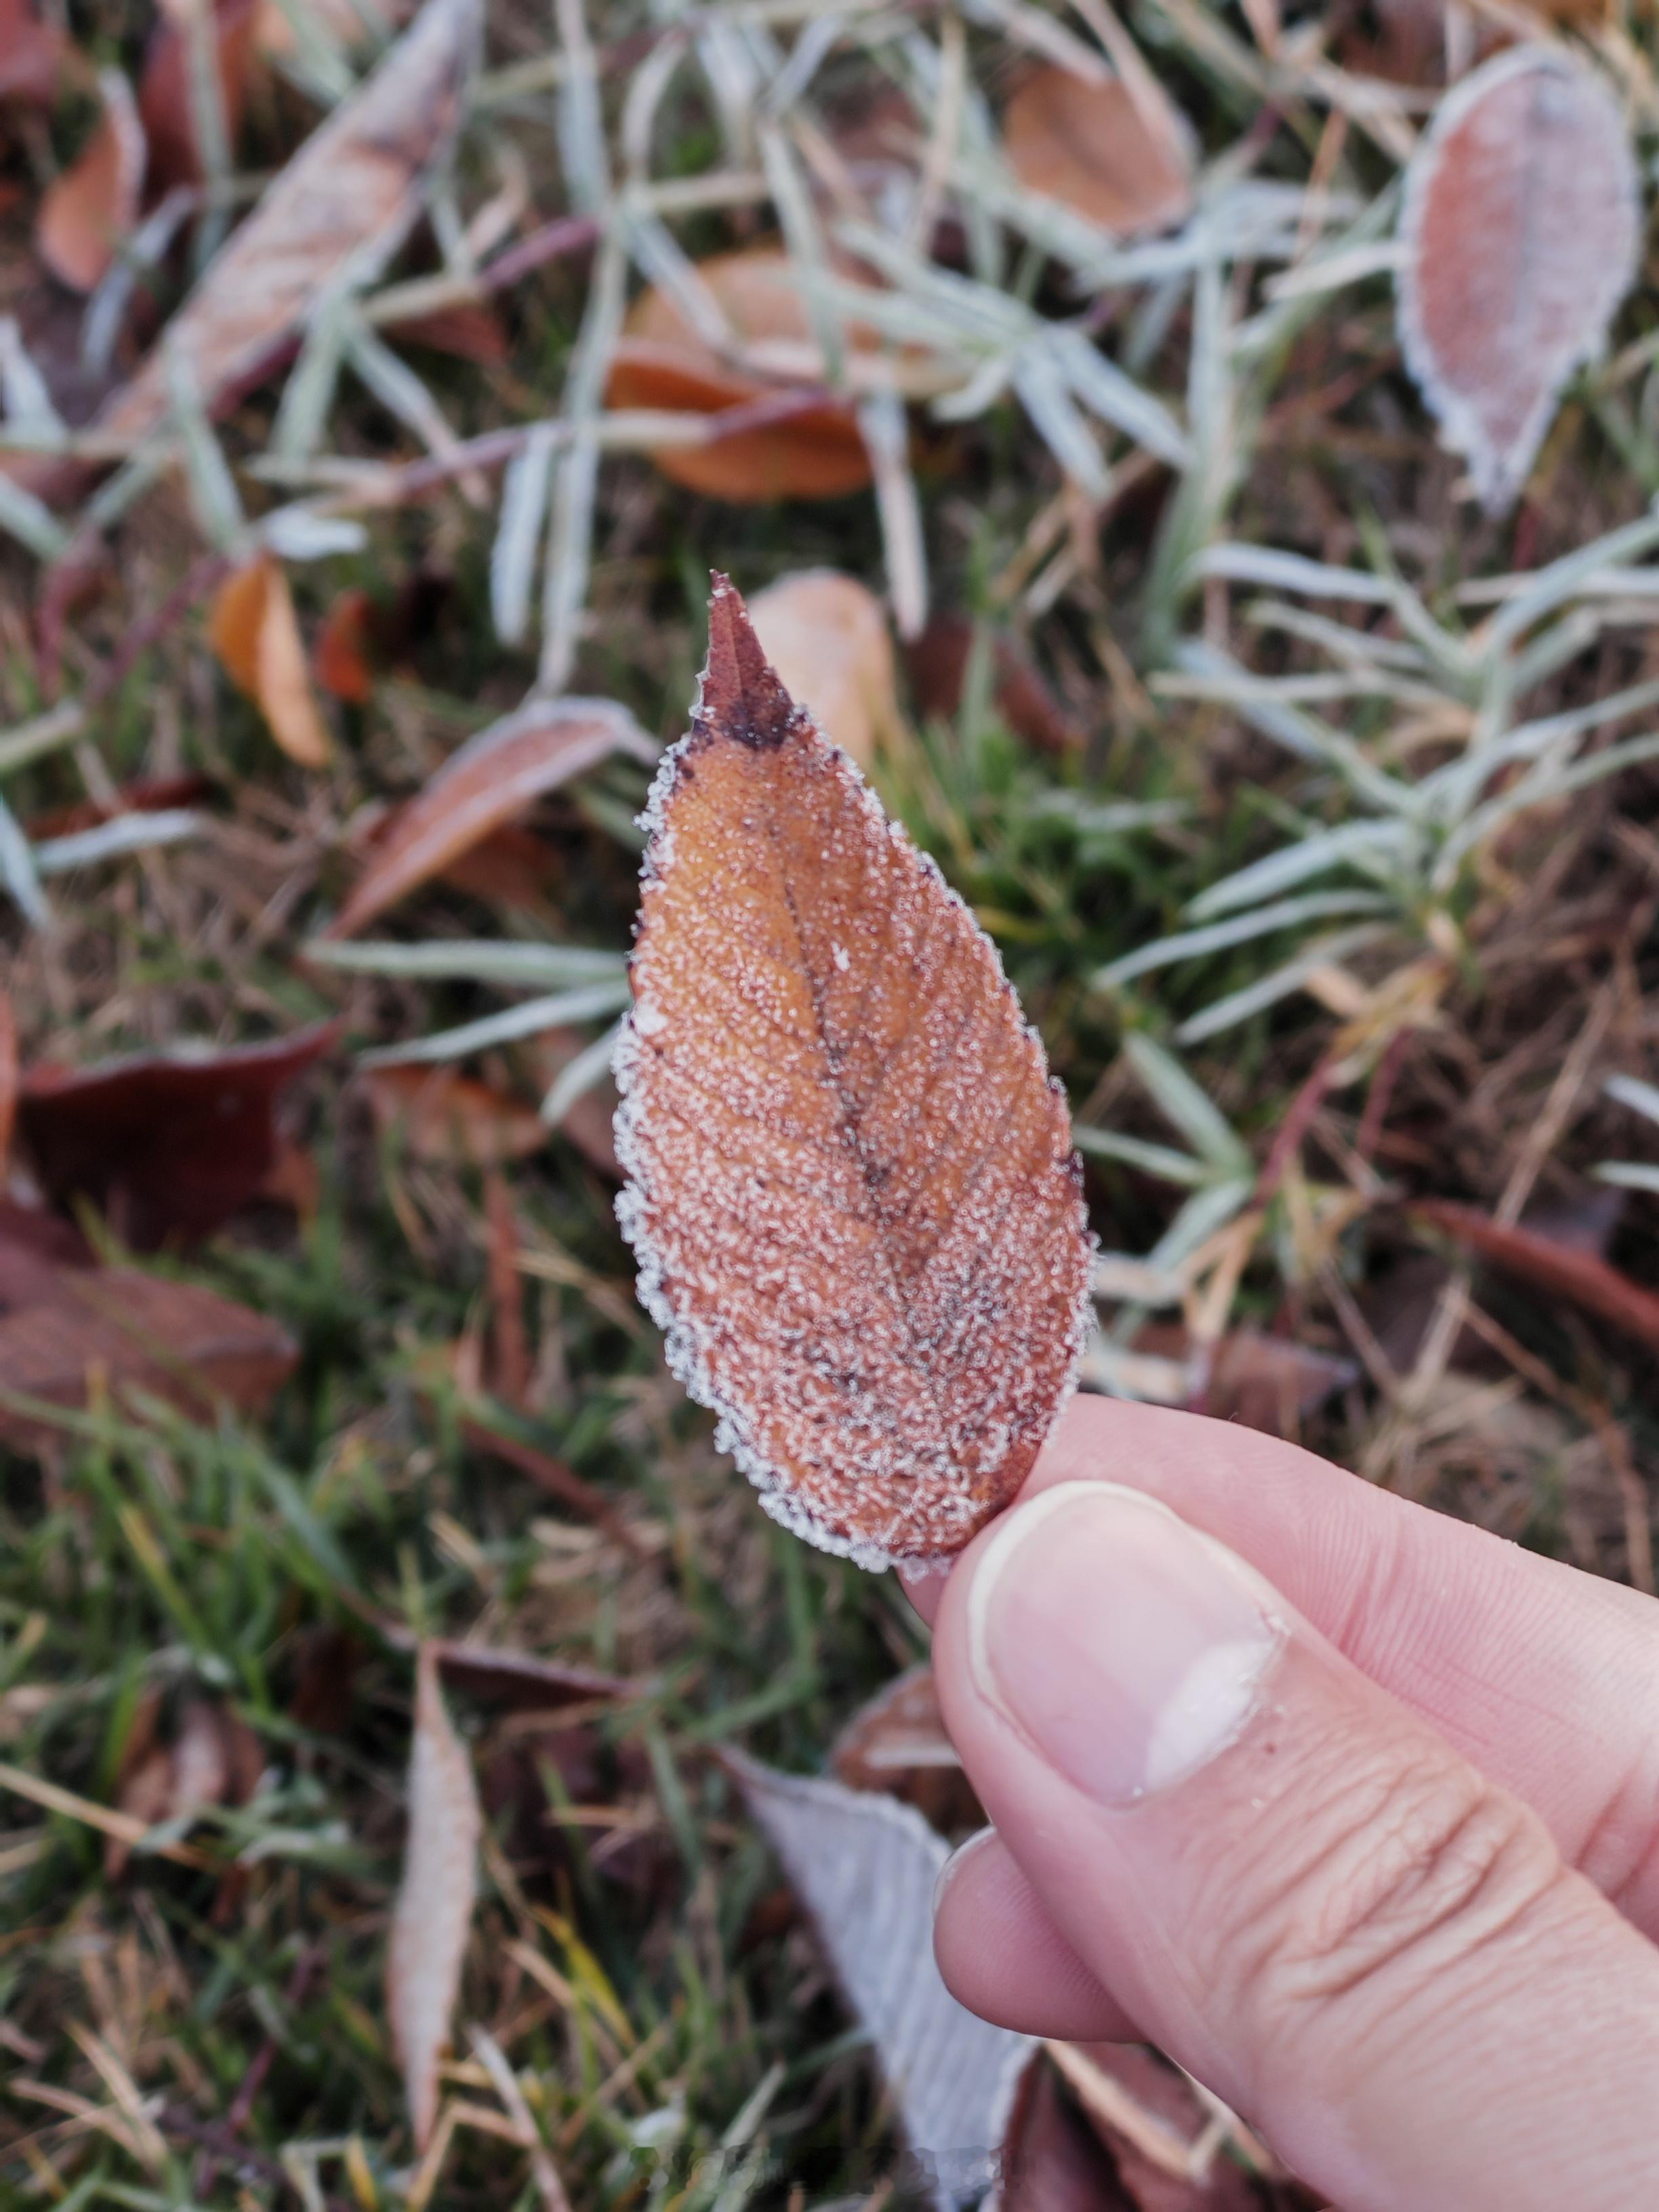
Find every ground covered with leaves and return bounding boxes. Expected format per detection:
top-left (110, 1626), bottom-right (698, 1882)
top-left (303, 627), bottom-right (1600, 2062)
top-left (3, 0), bottom-right (1659, 2203)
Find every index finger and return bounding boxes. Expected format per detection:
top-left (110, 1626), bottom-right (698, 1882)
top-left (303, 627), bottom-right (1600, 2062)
top-left (905, 1396), bottom-right (1659, 1936)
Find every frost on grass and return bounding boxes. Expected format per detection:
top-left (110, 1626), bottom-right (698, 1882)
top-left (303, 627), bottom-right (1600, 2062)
top-left (613, 577), bottom-right (1094, 1571)
top-left (1397, 45), bottom-right (1639, 516)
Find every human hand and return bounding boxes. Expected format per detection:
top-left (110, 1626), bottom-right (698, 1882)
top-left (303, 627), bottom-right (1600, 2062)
top-left (904, 1399), bottom-right (1659, 2212)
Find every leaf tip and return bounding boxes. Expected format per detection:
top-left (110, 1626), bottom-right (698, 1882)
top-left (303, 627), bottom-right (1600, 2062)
top-left (700, 574), bottom-right (798, 752)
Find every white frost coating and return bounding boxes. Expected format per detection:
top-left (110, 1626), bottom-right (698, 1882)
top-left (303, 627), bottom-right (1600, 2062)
top-left (1396, 45), bottom-right (1640, 516)
top-left (613, 583), bottom-right (1095, 1572)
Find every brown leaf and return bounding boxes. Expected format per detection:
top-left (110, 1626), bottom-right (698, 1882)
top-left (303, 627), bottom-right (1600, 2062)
top-left (603, 246), bottom-right (873, 502)
top-left (314, 588), bottom-right (377, 703)
top-left (364, 1065), bottom-right (548, 1169)
top-left (996, 2055), bottom-right (1132, 2212)
top-left (748, 569), bottom-right (903, 772)
top-left (387, 1644), bottom-right (481, 2153)
top-left (1397, 47), bottom-right (1640, 513)
top-left (615, 579), bottom-right (1093, 1569)
top-left (907, 615), bottom-right (1085, 757)
top-left (394, 298), bottom-right (510, 364)
top-left (90, 0), bottom-right (481, 455)
top-left (1046, 2045), bottom-right (1261, 2211)
top-left (210, 556), bottom-right (333, 767)
top-left (730, 1753), bottom-right (1033, 2204)
top-left (0, 0), bottom-right (68, 104)
top-left (0, 1257), bottom-right (297, 1450)
top-left (830, 1662), bottom-right (983, 1834)
top-left (107, 1692), bottom-right (264, 1878)
top-left (419, 1640), bottom-right (632, 1710)
top-left (18, 1022), bottom-right (335, 1250)
top-left (1002, 67), bottom-right (1193, 241)
top-left (37, 70), bottom-right (146, 293)
top-left (1410, 1197), bottom-right (1659, 1354)
top-left (24, 771), bottom-right (216, 840)
top-left (325, 695), bottom-right (657, 939)
top-left (138, 0), bottom-right (261, 194)
top-left (0, 988), bottom-right (16, 1183)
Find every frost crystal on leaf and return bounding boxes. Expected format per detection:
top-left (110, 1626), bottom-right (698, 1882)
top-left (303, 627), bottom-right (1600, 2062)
top-left (613, 576), bottom-right (1094, 1570)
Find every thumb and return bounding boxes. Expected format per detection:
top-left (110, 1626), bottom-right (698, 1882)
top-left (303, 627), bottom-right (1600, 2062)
top-left (931, 1480), bottom-right (1659, 2212)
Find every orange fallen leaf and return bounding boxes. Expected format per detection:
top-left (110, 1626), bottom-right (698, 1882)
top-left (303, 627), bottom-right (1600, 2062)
top-left (1002, 65), bottom-right (1193, 240)
top-left (138, 0), bottom-right (261, 193)
top-left (386, 1644), bottom-right (480, 2153)
top-left (325, 695), bottom-right (656, 938)
top-left (1397, 46), bottom-right (1639, 513)
top-left (604, 246), bottom-right (873, 502)
top-left (313, 588), bottom-right (376, 703)
top-left (37, 70), bottom-right (146, 293)
top-left (0, 0), bottom-right (68, 104)
top-left (615, 579), bottom-right (1093, 1568)
top-left (747, 569), bottom-right (903, 771)
top-left (210, 556), bottom-right (333, 767)
top-left (364, 1065), bottom-right (548, 1169)
top-left (89, 0), bottom-right (481, 454)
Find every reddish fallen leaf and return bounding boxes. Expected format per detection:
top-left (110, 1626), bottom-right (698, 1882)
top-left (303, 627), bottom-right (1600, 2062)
top-left (997, 2056), bottom-right (1133, 2212)
top-left (907, 615), bottom-right (1085, 756)
top-left (210, 556), bottom-right (333, 767)
top-left (748, 569), bottom-right (902, 771)
top-left (325, 695), bottom-right (656, 939)
top-left (37, 70), bottom-right (146, 293)
top-left (314, 588), bottom-right (377, 703)
top-left (1397, 47), bottom-right (1640, 513)
top-left (483, 1164), bottom-right (530, 1408)
top-left (527, 1027), bottom-right (621, 1180)
top-left (434, 823), bottom-right (556, 915)
top-left (831, 1663), bottom-right (983, 1834)
top-left (604, 246), bottom-right (873, 502)
top-left (0, 1256), bottom-right (298, 1450)
top-left (0, 0), bottom-right (68, 104)
top-left (24, 773), bottom-right (216, 840)
top-left (615, 579), bottom-right (1093, 1569)
top-left (386, 1644), bottom-right (480, 2153)
top-left (89, 0), bottom-right (482, 455)
top-left (418, 1640), bottom-right (632, 1709)
top-left (18, 1023), bottom-right (335, 1250)
top-left (1003, 66), bottom-right (1193, 240)
top-left (139, 0), bottom-right (261, 193)
top-left (1411, 1198), bottom-right (1659, 1354)
top-left (394, 298), bottom-right (511, 364)
top-left (731, 1753), bottom-right (1033, 2202)
top-left (364, 1065), bottom-right (548, 1168)
top-left (107, 1692), bottom-right (264, 1878)
top-left (0, 990), bottom-right (16, 1183)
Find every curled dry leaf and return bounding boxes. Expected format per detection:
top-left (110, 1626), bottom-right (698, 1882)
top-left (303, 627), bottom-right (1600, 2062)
top-left (604, 247), bottom-right (873, 502)
top-left (211, 556), bottom-right (333, 768)
top-left (615, 579), bottom-right (1093, 1570)
top-left (387, 1644), bottom-right (481, 2154)
top-left (325, 695), bottom-right (657, 939)
top-left (1002, 66), bottom-right (1193, 241)
top-left (37, 70), bottom-right (146, 293)
top-left (1397, 47), bottom-right (1639, 514)
top-left (90, 0), bottom-right (481, 455)
top-left (747, 569), bottom-right (903, 772)
top-left (731, 1752), bottom-right (1033, 2206)
top-left (19, 1022), bottom-right (335, 1249)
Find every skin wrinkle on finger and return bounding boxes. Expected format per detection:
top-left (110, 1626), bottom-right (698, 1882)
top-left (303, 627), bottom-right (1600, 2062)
top-left (916, 1397), bottom-right (1659, 1934)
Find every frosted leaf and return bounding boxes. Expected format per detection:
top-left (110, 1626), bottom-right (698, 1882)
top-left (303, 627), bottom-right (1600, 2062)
top-left (614, 577), bottom-right (1093, 1570)
top-left (1397, 47), bottom-right (1639, 515)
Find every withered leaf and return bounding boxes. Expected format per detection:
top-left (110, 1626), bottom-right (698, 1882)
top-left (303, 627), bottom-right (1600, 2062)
top-left (139, 0), bottom-right (260, 194)
top-left (107, 1692), bottom-right (264, 1879)
top-left (364, 1065), bottom-right (549, 1169)
top-left (89, 0), bottom-right (481, 455)
top-left (0, 988), bottom-right (16, 1181)
top-left (730, 1752), bottom-right (1033, 2207)
top-left (603, 246), bottom-right (873, 503)
top-left (1397, 47), bottom-right (1639, 514)
top-left (37, 70), bottom-right (146, 294)
top-left (387, 1644), bottom-right (481, 2153)
top-left (907, 615), bottom-right (1084, 758)
top-left (1002, 67), bottom-right (1193, 241)
top-left (830, 1662), bottom-right (983, 1835)
top-left (325, 696), bottom-right (657, 939)
top-left (749, 569), bottom-right (903, 773)
top-left (0, 0), bottom-right (68, 104)
top-left (19, 1023), bottom-right (335, 1250)
top-left (1411, 1197), bottom-right (1659, 1355)
top-left (615, 580), bottom-right (1092, 1569)
top-left (210, 555), bottom-right (333, 769)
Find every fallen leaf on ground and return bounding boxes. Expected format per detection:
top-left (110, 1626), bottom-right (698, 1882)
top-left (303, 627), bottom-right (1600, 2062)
top-left (604, 246), bottom-right (873, 501)
top-left (907, 615), bottom-right (1085, 756)
top-left (210, 556), bottom-right (332, 768)
top-left (25, 772), bottom-right (216, 840)
top-left (1045, 2044), bottom-right (1263, 2209)
top-left (18, 1023), bottom-right (335, 1250)
top-left (325, 695), bottom-right (657, 938)
top-left (0, 990), bottom-right (16, 1181)
top-left (731, 1753), bottom-right (1033, 2207)
top-left (365, 1065), bottom-right (548, 1168)
top-left (1410, 1198), bottom-right (1659, 1355)
top-left (37, 69), bottom-right (146, 293)
top-left (615, 578), bottom-right (1093, 1569)
top-left (107, 1692), bottom-right (264, 1877)
top-left (1002, 66), bottom-right (1193, 240)
top-left (417, 1641), bottom-right (632, 1709)
top-left (747, 569), bottom-right (903, 771)
top-left (314, 588), bottom-right (377, 703)
top-left (0, 0), bottom-right (68, 104)
top-left (1397, 46), bottom-right (1639, 513)
top-left (830, 1663), bottom-right (982, 1833)
top-left (395, 298), bottom-right (510, 364)
top-left (387, 1644), bottom-right (481, 2153)
top-left (996, 2055), bottom-right (1132, 2212)
top-left (527, 1028), bottom-right (622, 1179)
top-left (89, 0), bottom-right (482, 454)
top-left (139, 0), bottom-right (261, 193)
